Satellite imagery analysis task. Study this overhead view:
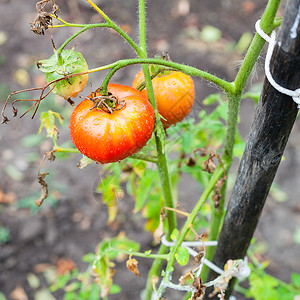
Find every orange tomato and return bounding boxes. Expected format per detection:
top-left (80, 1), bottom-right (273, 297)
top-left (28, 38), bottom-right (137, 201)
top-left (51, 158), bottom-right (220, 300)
top-left (132, 69), bottom-right (195, 128)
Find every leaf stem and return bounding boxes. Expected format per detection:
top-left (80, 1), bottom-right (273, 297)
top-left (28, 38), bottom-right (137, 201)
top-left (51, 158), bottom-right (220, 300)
top-left (108, 248), bottom-right (169, 260)
top-left (138, 1), bottom-right (177, 299)
top-left (233, 0), bottom-right (281, 93)
top-left (129, 153), bottom-right (158, 164)
top-left (99, 58), bottom-right (233, 95)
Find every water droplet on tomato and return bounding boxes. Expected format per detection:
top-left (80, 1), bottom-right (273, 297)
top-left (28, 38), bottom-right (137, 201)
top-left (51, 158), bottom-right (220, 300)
top-left (93, 118), bottom-right (101, 126)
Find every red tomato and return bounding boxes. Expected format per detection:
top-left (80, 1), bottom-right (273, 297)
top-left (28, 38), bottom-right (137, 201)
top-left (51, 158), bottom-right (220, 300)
top-left (132, 69), bottom-right (195, 128)
top-left (69, 84), bottom-right (155, 164)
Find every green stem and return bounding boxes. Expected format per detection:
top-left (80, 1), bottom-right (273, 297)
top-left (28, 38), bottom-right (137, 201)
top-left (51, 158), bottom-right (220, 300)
top-left (100, 58), bottom-right (233, 94)
top-left (129, 153), bottom-right (158, 164)
top-left (234, 0), bottom-right (281, 93)
top-left (58, 24), bottom-right (108, 52)
top-left (139, 0), bottom-right (177, 241)
top-left (53, 14), bottom-right (141, 55)
top-left (201, 0), bottom-right (281, 283)
top-left (138, 1), bottom-right (177, 299)
top-left (108, 248), bottom-right (169, 260)
top-left (165, 166), bottom-right (224, 272)
top-left (53, 146), bottom-right (81, 153)
top-left (144, 244), bottom-right (169, 300)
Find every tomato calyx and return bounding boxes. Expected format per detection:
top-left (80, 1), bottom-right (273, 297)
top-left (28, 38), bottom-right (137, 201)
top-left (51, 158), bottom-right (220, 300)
top-left (86, 90), bottom-right (125, 114)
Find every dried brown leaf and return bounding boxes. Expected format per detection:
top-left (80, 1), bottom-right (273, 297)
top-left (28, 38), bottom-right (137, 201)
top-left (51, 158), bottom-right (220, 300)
top-left (126, 257), bottom-right (141, 277)
top-left (35, 172), bottom-right (48, 207)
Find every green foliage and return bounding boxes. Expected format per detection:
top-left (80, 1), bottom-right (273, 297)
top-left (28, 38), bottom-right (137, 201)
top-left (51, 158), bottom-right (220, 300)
top-left (0, 226), bottom-right (10, 244)
top-left (175, 247), bottom-right (190, 266)
top-left (17, 191), bottom-right (59, 214)
top-left (2, 1), bottom-right (293, 299)
top-left (247, 270), bottom-right (280, 300)
top-left (50, 233), bottom-right (139, 299)
top-left (244, 261), bottom-right (300, 300)
top-left (200, 25), bottom-right (222, 43)
top-left (0, 292), bottom-right (6, 300)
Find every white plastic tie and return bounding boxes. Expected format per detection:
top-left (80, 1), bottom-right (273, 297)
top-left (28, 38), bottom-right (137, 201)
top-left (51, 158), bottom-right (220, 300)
top-left (160, 236), bottom-right (250, 280)
top-left (255, 19), bottom-right (300, 108)
top-left (234, 256), bottom-right (251, 281)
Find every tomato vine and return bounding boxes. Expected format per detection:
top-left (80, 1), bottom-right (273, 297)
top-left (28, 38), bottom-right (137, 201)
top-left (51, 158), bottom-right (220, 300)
top-left (1, 0), bottom-right (288, 299)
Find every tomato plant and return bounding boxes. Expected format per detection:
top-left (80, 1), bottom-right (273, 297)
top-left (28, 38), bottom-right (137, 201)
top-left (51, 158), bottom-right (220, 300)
top-left (38, 48), bottom-right (89, 101)
top-left (69, 83), bottom-right (155, 164)
top-left (132, 68), bottom-right (195, 128)
top-left (2, 0), bottom-right (298, 300)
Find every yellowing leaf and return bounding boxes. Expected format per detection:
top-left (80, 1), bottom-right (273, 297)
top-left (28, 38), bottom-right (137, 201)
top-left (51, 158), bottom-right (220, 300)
top-left (39, 110), bottom-right (64, 138)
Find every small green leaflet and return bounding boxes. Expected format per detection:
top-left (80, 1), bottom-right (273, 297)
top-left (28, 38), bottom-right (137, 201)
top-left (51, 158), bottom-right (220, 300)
top-left (39, 110), bottom-right (64, 138)
top-left (175, 247), bottom-right (189, 266)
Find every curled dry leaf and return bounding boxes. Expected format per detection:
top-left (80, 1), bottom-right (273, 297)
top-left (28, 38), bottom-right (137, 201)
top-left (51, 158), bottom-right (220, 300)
top-left (45, 150), bottom-right (56, 162)
top-left (191, 277), bottom-right (206, 300)
top-left (30, 0), bottom-right (60, 35)
top-left (153, 211), bottom-right (165, 244)
top-left (213, 178), bottom-right (225, 209)
top-left (126, 257), bottom-right (141, 277)
top-left (179, 271), bottom-right (193, 286)
top-left (203, 155), bottom-right (216, 174)
top-left (35, 172), bottom-right (49, 207)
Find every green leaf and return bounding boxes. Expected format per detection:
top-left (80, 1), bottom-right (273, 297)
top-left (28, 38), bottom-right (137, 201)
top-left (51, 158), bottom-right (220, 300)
top-left (235, 32), bottom-right (253, 53)
top-left (144, 250), bottom-right (152, 256)
top-left (0, 226), bottom-right (10, 244)
top-left (77, 155), bottom-right (93, 169)
top-left (110, 284), bottom-right (121, 295)
top-left (0, 292), bottom-right (6, 300)
top-left (22, 134), bottom-right (45, 148)
top-left (247, 272), bottom-right (279, 300)
top-left (294, 226), bottom-right (300, 244)
top-left (200, 26), bottom-right (221, 43)
top-left (64, 281), bottom-right (81, 292)
top-left (27, 273), bottom-right (40, 289)
top-left (275, 286), bottom-right (297, 300)
top-left (175, 247), bottom-right (189, 266)
top-left (50, 270), bottom-right (78, 292)
top-left (291, 272), bottom-right (300, 288)
top-left (134, 171), bottom-right (155, 212)
top-left (82, 253), bottom-right (96, 263)
top-left (4, 164), bottom-right (24, 181)
top-left (203, 93), bottom-right (223, 105)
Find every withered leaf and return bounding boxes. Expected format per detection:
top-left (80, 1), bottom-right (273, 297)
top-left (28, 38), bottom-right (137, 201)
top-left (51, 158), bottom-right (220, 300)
top-left (126, 257), bottom-right (141, 277)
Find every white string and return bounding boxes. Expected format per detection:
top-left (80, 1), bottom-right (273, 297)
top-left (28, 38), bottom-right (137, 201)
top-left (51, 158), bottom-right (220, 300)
top-left (160, 235), bottom-right (250, 280)
top-left (255, 19), bottom-right (300, 108)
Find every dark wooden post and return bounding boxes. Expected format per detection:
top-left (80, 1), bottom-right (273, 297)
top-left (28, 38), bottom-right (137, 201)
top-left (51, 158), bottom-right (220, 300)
top-left (205, 0), bottom-right (300, 298)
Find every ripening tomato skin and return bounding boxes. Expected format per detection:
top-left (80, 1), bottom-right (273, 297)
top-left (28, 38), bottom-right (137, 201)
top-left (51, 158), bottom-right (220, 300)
top-left (69, 84), bottom-right (155, 164)
top-left (132, 70), bottom-right (195, 128)
top-left (39, 49), bottom-right (89, 100)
